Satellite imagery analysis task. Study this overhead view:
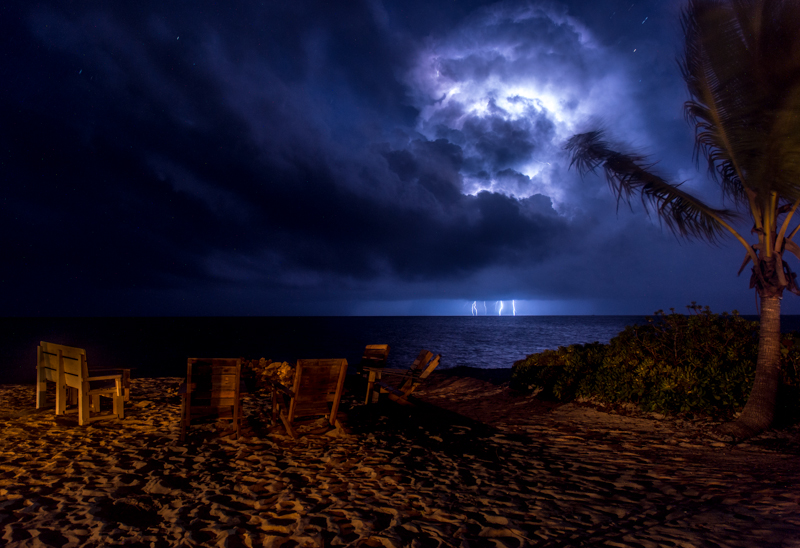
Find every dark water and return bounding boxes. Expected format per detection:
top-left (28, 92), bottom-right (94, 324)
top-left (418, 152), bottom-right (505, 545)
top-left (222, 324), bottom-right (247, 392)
top-left (5, 315), bottom-right (800, 385)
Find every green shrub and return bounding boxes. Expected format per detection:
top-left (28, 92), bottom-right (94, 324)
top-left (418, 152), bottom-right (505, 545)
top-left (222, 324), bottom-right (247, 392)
top-left (511, 342), bottom-right (606, 400)
top-left (511, 304), bottom-right (800, 419)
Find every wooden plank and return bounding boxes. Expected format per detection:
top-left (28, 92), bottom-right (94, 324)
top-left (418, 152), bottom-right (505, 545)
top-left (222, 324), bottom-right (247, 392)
top-left (87, 387), bottom-right (120, 396)
top-left (87, 374), bottom-right (123, 382)
top-left (40, 352), bottom-right (83, 377)
top-left (377, 381), bottom-right (403, 396)
top-left (56, 350), bottom-right (66, 415)
top-left (296, 387), bottom-right (336, 401)
top-left (182, 358), bottom-right (241, 442)
top-left (211, 378), bottom-right (237, 389)
top-left (40, 341), bottom-right (86, 362)
top-left (362, 345), bottom-right (390, 365)
top-left (328, 359), bottom-right (347, 425)
top-left (40, 366), bottom-right (58, 382)
top-left (280, 411), bottom-right (299, 439)
top-left (277, 358), bottom-right (347, 437)
top-left (412, 350), bottom-right (434, 372)
top-left (192, 389), bottom-right (237, 399)
top-left (209, 397), bottom-right (236, 406)
top-left (36, 345), bottom-right (46, 409)
top-left (419, 354), bottom-right (441, 379)
top-left (293, 402), bottom-right (330, 417)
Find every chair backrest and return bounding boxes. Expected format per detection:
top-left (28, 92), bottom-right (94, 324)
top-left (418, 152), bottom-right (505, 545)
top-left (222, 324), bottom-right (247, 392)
top-left (38, 341), bottom-right (88, 389)
top-left (399, 351), bottom-right (440, 394)
top-left (417, 354), bottom-right (440, 380)
top-left (409, 349), bottom-right (433, 374)
top-left (186, 358), bottom-right (241, 411)
top-left (288, 359), bottom-right (348, 424)
top-left (361, 344), bottom-right (390, 368)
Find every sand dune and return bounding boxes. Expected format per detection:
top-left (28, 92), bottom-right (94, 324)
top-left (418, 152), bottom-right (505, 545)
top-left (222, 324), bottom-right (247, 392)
top-left (1, 374), bottom-right (799, 547)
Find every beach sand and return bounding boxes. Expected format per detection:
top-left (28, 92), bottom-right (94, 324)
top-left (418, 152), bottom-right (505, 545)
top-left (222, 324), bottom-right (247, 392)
top-left (2, 371), bottom-right (800, 547)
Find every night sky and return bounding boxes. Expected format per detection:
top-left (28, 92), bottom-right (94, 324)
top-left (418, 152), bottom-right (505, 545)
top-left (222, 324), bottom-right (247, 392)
top-left (2, 0), bottom-right (785, 316)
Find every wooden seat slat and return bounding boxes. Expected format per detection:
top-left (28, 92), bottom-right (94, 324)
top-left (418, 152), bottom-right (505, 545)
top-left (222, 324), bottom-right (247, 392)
top-left (87, 387), bottom-right (120, 396)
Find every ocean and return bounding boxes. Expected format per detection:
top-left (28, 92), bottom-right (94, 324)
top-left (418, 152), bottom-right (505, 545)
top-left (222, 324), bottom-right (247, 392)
top-left (5, 315), bottom-right (800, 385)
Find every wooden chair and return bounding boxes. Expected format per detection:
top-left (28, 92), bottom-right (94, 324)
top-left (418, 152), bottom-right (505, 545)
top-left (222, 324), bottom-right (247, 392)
top-left (90, 368), bottom-right (132, 402)
top-left (358, 344), bottom-right (390, 373)
top-left (36, 342), bottom-right (125, 425)
top-left (364, 349), bottom-right (441, 406)
top-left (180, 358), bottom-right (242, 442)
top-left (272, 359), bottom-right (348, 439)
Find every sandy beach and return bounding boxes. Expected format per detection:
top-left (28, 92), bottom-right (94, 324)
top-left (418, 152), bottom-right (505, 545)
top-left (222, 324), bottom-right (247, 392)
top-left (2, 372), bottom-right (800, 547)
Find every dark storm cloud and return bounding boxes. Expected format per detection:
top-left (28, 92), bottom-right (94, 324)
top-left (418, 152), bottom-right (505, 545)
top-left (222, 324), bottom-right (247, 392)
top-left (2, 0), bottom-right (585, 314)
top-left (1, 0), bottom-right (767, 314)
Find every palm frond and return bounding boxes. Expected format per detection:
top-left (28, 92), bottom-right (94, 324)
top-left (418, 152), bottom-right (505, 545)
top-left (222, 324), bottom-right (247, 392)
top-left (681, 0), bottom-right (800, 205)
top-left (681, 0), bottom-right (759, 204)
top-left (565, 131), bottom-right (737, 242)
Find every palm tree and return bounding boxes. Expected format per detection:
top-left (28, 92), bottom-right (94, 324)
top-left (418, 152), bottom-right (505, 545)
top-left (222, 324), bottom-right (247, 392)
top-left (566, 0), bottom-right (800, 439)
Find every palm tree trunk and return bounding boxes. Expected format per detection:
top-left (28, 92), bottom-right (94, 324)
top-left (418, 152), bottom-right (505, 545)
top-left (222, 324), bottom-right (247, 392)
top-left (721, 294), bottom-right (782, 439)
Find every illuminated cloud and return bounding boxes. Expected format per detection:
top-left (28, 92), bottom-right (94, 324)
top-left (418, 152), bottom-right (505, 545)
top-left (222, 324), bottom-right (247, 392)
top-left (404, 3), bottom-right (642, 205)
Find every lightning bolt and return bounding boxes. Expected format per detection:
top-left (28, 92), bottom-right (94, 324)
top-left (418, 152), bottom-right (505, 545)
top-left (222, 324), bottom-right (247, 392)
top-left (498, 301), bottom-right (503, 316)
top-left (471, 301), bottom-right (478, 316)
top-left (484, 301), bottom-right (487, 314)
top-left (513, 300), bottom-right (516, 316)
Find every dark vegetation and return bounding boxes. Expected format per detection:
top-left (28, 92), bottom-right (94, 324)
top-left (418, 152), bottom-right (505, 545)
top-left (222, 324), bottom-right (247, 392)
top-left (511, 305), bottom-right (800, 422)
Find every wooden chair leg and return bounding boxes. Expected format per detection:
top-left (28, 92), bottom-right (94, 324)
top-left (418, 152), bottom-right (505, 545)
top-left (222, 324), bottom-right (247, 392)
top-left (364, 370), bottom-right (377, 404)
top-left (279, 410), bottom-right (299, 439)
top-left (56, 384), bottom-right (66, 415)
top-left (271, 387), bottom-right (279, 420)
top-left (113, 394), bottom-right (123, 419)
top-left (91, 394), bottom-right (100, 413)
top-left (56, 353), bottom-right (66, 416)
top-left (36, 348), bottom-right (46, 409)
top-left (334, 419), bottom-right (346, 436)
top-left (36, 378), bottom-right (47, 410)
top-left (180, 395), bottom-right (188, 442)
top-left (122, 370), bottom-right (131, 402)
top-left (78, 390), bottom-right (90, 426)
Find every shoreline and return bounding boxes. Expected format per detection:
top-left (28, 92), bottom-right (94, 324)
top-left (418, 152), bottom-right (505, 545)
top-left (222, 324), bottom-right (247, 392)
top-left (1, 375), bottom-right (799, 547)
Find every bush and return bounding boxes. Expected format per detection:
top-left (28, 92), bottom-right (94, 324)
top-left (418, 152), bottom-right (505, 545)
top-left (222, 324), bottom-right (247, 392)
top-left (511, 304), bottom-right (800, 419)
top-left (510, 343), bottom-right (606, 400)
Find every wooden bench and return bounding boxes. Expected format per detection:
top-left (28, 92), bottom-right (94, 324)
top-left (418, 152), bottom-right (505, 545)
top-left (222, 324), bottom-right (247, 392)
top-left (36, 342), bottom-right (126, 425)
